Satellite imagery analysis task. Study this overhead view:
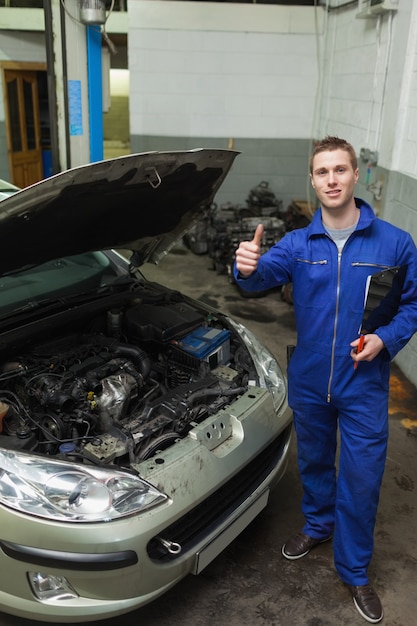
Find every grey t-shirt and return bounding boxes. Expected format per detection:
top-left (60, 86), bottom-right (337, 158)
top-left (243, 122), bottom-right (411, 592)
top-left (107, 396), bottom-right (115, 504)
top-left (324, 223), bottom-right (357, 252)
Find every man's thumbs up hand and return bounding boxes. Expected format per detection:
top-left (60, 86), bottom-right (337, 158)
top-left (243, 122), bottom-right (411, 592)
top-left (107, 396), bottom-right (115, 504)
top-left (252, 223), bottom-right (264, 247)
top-left (235, 224), bottom-right (264, 278)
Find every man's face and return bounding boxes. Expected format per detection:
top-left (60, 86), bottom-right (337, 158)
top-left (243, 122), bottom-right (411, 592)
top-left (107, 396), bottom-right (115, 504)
top-left (310, 148), bottom-right (359, 211)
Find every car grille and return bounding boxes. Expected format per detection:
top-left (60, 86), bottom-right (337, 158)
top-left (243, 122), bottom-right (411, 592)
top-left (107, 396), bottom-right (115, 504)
top-left (147, 424), bottom-right (292, 562)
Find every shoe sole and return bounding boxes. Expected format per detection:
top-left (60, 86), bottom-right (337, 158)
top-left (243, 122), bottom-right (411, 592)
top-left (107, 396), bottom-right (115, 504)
top-left (281, 535), bottom-right (332, 561)
top-left (352, 597), bottom-right (384, 624)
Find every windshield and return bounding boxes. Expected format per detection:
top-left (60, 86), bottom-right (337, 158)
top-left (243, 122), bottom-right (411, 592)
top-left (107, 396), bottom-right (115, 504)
top-left (0, 251), bottom-right (122, 315)
top-left (0, 179), bottom-right (19, 201)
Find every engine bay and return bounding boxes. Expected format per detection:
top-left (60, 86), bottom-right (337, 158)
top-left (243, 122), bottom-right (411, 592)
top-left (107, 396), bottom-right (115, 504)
top-left (0, 288), bottom-right (255, 466)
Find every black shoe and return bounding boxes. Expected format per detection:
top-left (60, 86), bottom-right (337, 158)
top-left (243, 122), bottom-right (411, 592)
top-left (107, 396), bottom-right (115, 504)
top-left (281, 531), bottom-right (331, 560)
top-left (347, 584), bottom-right (383, 624)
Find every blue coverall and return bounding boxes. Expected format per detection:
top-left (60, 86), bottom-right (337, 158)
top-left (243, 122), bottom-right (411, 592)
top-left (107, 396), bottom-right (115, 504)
top-left (234, 198), bottom-right (417, 585)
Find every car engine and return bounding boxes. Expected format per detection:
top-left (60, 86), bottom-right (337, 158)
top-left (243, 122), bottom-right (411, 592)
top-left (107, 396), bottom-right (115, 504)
top-left (0, 292), bottom-right (254, 466)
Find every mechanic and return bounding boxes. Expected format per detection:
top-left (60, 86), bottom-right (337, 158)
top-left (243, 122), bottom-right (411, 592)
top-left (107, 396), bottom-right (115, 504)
top-left (233, 136), bottom-right (417, 624)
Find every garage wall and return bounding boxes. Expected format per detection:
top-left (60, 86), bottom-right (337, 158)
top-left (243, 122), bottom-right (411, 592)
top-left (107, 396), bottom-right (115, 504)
top-left (317, 1), bottom-right (413, 172)
top-left (128, 2), bottom-right (324, 208)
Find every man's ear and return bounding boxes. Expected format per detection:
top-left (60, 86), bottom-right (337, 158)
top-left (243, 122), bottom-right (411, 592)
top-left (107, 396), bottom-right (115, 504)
top-left (310, 174), bottom-right (315, 189)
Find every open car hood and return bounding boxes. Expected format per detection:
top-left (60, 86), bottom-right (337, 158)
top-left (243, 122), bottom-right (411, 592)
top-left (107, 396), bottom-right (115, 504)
top-left (0, 149), bottom-right (237, 275)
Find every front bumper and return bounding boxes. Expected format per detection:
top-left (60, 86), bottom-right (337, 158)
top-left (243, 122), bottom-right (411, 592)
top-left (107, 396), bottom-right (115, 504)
top-left (0, 387), bottom-right (292, 623)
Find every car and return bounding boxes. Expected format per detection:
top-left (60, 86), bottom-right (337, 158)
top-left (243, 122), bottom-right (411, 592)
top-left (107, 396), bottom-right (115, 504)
top-left (0, 178), bottom-right (19, 202)
top-left (0, 149), bottom-right (293, 623)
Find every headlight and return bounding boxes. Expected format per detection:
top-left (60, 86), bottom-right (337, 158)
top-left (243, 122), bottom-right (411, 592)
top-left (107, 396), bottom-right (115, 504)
top-left (227, 317), bottom-right (287, 412)
top-left (0, 449), bottom-right (167, 522)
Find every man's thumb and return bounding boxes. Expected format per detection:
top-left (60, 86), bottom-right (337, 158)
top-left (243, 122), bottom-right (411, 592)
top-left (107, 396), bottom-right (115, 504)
top-left (253, 223), bottom-right (264, 246)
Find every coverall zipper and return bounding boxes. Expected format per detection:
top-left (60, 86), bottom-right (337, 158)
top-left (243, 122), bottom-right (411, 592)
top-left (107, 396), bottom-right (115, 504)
top-left (327, 249), bottom-right (342, 403)
top-left (326, 239), bottom-right (380, 402)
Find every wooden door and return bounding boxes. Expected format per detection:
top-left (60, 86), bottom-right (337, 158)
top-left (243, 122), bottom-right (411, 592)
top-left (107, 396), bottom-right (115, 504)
top-left (4, 69), bottom-right (43, 188)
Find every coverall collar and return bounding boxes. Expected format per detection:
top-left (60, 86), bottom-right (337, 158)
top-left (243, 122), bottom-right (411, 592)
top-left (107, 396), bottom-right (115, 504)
top-left (309, 197), bottom-right (376, 238)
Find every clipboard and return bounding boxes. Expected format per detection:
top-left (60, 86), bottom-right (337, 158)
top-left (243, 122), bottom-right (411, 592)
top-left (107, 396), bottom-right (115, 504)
top-left (360, 265), bottom-right (404, 334)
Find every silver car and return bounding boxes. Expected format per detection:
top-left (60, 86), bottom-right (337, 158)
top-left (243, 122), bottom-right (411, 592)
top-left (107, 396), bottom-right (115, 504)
top-left (0, 149), bottom-right (292, 622)
top-left (0, 178), bottom-right (20, 202)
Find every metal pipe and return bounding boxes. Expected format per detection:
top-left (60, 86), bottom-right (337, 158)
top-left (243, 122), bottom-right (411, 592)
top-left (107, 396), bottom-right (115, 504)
top-left (43, 0), bottom-right (61, 174)
top-left (60, 0), bottom-right (71, 169)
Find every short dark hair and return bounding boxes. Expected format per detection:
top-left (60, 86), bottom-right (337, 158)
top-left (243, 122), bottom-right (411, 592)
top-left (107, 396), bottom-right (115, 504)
top-left (309, 136), bottom-right (358, 174)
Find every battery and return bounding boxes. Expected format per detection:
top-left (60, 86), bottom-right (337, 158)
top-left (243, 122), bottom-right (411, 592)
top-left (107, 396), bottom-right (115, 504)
top-left (178, 326), bottom-right (230, 368)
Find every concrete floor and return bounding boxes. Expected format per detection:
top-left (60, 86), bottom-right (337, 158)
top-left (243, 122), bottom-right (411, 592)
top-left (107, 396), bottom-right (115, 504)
top-left (0, 243), bottom-right (416, 626)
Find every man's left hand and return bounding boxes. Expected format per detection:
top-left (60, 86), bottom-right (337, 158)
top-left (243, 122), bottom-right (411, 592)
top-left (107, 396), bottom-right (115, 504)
top-left (350, 334), bottom-right (385, 365)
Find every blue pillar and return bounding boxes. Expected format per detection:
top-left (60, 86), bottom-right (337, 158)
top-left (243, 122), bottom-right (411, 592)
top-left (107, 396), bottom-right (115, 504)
top-left (86, 25), bottom-right (103, 162)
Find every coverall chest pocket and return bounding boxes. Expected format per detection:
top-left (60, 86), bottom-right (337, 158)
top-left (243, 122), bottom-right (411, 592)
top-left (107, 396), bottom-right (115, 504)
top-left (292, 257), bottom-right (330, 310)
